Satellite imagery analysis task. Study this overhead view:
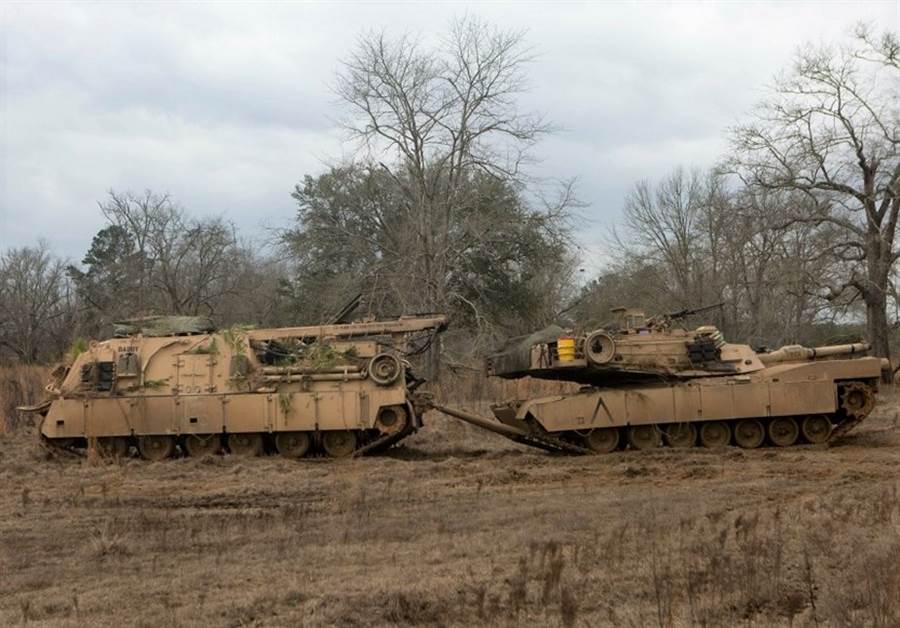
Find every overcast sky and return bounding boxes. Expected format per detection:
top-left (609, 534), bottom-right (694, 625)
top-left (2, 1), bottom-right (898, 268)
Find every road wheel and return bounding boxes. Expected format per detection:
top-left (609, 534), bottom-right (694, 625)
top-left (375, 406), bottom-right (408, 435)
top-left (228, 433), bottom-right (264, 456)
top-left (627, 425), bottom-right (661, 450)
top-left (734, 419), bottom-right (765, 449)
top-left (322, 430), bottom-right (357, 458)
top-left (699, 421), bottom-right (731, 448)
top-left (138, 435), bottom-right (175, 461)
top-left (275, 431), bottom-right (311, 459)
top-left (768, 417), bottom-right (799, 447)
top-left (584, 427), bottom-right (620, 453)
top-left (184, 434), bottom-right (221, 457)
top-left (802, 415), bottom-right (833, 444)
top-left (96, 437), bottom-right (129, 458)
top-left (664, 423), bottom-right (697, 448)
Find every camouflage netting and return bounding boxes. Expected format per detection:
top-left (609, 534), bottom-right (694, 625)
top-left (488, 325), bottom-right (565, 378)
top-left (113, 316), bottom-right (217, 337)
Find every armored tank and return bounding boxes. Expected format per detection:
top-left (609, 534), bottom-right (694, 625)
top-left (27, 314), bottom-right (448, 459)
top-left (434, 307), bottom-right (884, 454)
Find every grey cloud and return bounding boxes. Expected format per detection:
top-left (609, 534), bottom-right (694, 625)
top-left (1, 2), bottom-right (896, 262)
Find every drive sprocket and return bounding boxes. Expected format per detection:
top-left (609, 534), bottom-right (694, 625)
top-left (839, 382), bottom-right (876, 419)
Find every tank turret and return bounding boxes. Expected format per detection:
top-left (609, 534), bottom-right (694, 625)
top-left (486, 308), bottom-right (767, 384)
top-left (485, 309), bottom-right (880, 386)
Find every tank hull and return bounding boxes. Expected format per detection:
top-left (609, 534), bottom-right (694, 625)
top-left (34, 315), bottom-right (447, 459)
top-left (502, 357), bottom-right (880, 429)
top-left (41, 386), bottom-right (414, 439)
top-left (483, 357), bottom-right (882, 451)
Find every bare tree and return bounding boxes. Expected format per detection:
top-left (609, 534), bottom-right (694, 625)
top-left (334, 20), bottom-right (566, 299)
top-left (329, 18), bottom-right (576, 373)
top-left (98, 190), bottom-right (176, 314)
top-left (149, 215), bottom-right (241, 315)
top-left (722, 186), bottom-right (832, 345)
top-left (288, 164), bottom-right (576, 346)
top-left (854, 23), bottom-right (900, 70)
top-left (620, 167), bottom-right (705, 307)
top-left (88, 190), bottom-right (249, 319)
top-left (729, 29), bottom-right (900, 357)
top-left (0, 243), bottom-right (73, 362)
top-left (602, 167), bottom-right (832, 346)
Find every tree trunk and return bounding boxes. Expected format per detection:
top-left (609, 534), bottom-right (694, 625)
top-left (865, 228), bottom-right (892, 362)
top-left (866, 292), bottom-right (891, 360)
top-left (427, 337), bottom-right (442, 383)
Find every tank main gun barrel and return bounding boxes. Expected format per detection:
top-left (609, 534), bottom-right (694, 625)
top-left (758, 342), bottom-right (869, 365)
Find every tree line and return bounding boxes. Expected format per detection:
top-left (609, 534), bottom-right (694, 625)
top-left (1, 19), bottom-right (898, 367)
top-left (578, 24), bottom-right (900, 356)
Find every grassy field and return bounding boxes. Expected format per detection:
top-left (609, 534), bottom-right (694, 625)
top-left (1, 395), bottom-right (899, 627)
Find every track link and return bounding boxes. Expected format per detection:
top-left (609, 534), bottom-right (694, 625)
top-left (510, 433), bottom-right (595, 455)
top-left (352, 424), bottom-right (415, 457)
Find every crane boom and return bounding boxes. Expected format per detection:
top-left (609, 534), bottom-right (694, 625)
top-left (246, 314), bottom-right (449, 342)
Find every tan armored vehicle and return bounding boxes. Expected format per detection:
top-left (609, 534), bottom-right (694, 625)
top-left (29, 314), bottom-right (447, 459)
top-left (435, 307), bottom-right (884, 454)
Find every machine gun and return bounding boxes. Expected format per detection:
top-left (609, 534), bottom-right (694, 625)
top-left (647, 302), bottom-right (725, 329)
top-left (666, 302), bottom-right (725, 321)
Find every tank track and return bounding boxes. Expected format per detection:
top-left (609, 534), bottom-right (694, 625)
top-left (508, 432), bottom-right (596, 455)
top-left (352, 421), bottom-right (417, 457)
top-left (829, 413), bottom-right (867, 440)
top-left (43, 424), bottom-right (418, 460)
top-left (581, 411), bottom-right (868, 455)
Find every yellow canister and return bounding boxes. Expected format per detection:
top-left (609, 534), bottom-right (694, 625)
top-left (557, 336), bottom-right (576, 362)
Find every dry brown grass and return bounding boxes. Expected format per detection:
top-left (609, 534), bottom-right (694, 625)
top-left (0, 391), bottom-right (898, 626)
top-left (432, 370), bottom-right (580, 406)
top-left (0, 364), bottom-right (50, 432)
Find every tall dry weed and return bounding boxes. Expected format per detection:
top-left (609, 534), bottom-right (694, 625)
top-left (459, 486), bottom-right (900, 627)
top-left (0, 364), bottom-right (49, 431)
top-left (431, 370), bottom-right (578, 405)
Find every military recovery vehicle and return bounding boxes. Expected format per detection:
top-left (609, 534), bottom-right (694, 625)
top-left (433, 307), bottom-right (884, 454)
top-left (27, 314), bottom-right (448, 459)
